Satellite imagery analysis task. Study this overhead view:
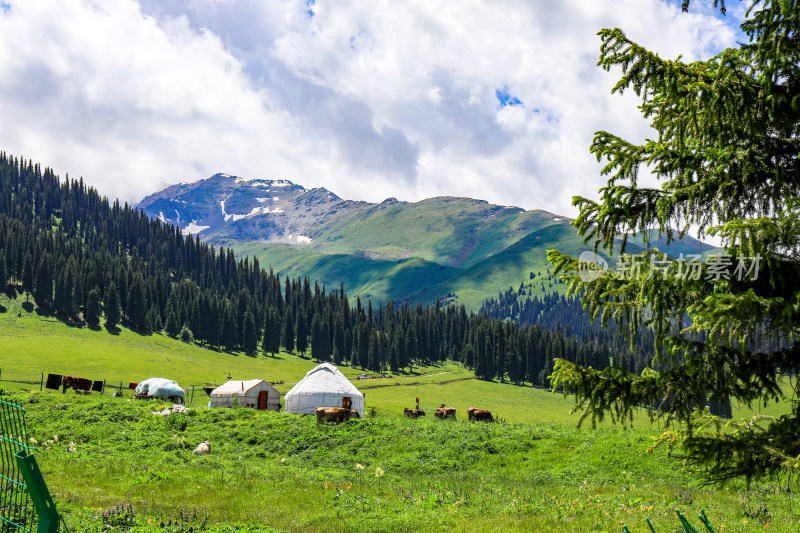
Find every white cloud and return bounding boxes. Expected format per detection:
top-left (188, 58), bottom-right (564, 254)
top-left (0, 0), bottom-right (739, 220)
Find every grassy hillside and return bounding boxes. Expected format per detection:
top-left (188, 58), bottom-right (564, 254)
top-left (2, 295), bottom-right (797, 531)
top-left (232, 224), bottom-right (586, 310)
top-left (295, 198), bottom-right (563, 268)
top-left (4, 391), bottom-right (796, 533)
top-left (234, 221), bottom-right (719, 310)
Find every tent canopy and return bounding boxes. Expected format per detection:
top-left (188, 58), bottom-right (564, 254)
top-left (284, 363), bottom-right (364, 416)
top-left (135, 378), bottom-right (184, 399)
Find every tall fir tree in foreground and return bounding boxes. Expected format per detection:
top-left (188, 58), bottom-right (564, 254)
top-left (548, 0), bottom-right (800, 484)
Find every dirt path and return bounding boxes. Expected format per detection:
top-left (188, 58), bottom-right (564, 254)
top-left (359, 375), bottom-right (475, 390)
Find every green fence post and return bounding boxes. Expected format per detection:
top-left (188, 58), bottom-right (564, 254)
top-left (14, 450), bottom-right (60, 533)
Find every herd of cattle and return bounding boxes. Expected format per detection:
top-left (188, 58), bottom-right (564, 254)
top-left (404, 406), bottom-right (494, 422)
top-left (315, 405), bottom-right (494, 424)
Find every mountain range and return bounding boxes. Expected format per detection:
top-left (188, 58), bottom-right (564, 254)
top-left (137, 173), bottom-right (714, 310)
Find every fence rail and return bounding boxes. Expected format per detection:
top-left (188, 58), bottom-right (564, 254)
top-left (0, 369), bottom-right (213, 407)
top-left (0, 399), bottom-right (37, 532)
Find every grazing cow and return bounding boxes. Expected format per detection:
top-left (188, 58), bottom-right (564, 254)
top-left (467, 407), bottom-right (494, 422)
top-left (192, 440), bottom-right (211, 455)
top-left (315, 407), bottom-right (361, 424)
top-left (404, 408), bottom-right (426, 418)
top-left (434, 407), bottom-right (456, 420)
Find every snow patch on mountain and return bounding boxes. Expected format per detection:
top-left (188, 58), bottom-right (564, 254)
top-left (220, 200), bottom-right (232, 222)
top-left (182, 221), bottom-right (210, 235)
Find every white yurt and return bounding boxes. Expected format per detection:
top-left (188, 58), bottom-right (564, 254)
top-left (210, 379), bottom-right (280, 411)
top-left (284, 363), bottom-right (364, 417)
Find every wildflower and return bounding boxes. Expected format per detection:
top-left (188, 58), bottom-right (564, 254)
top-left (280, 458), bottom-right (287, 463)
top-left (148, 519), bottom-right (152, 524)
top-left (375, 467), bottom-right (384, 478)
top-left (52, 435), bottom-right (59, 442)
top-left (29, 437), bottom-right (37, 445)
top-left (355, 463), bottom-right (365, 471)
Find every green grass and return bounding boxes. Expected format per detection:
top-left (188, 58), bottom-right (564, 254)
top-left (2, 294), bottom-right (797, 532)
top-left (6, 392), bottom-right (799, 533)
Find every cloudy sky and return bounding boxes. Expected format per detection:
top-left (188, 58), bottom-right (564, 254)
top-left (0, 0), bottom-right (743, 216)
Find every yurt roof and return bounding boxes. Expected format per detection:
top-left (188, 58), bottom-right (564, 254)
top-left (286, 363), bottom-right (363, 397)
top-left (211, 379), bottom-right (275, 396)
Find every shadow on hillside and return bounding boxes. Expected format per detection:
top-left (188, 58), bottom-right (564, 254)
top-left (22, 301), bottom-right (34, 313)
top-left (104, 325), bottom-right (121, 336)
top-left (0, 303), bottom-right (6, 313)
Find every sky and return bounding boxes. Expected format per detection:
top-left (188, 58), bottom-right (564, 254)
top-left (0, 0), bottom-right (746, 217)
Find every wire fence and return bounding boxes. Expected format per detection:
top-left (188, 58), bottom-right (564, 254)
top-left (0, 369), bottom-right (215, 408)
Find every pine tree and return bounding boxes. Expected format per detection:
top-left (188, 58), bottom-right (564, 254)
top-left (310, 314), bottom-right (322, 362)
top-left (261, 306), bottom-right (280, 357)
top-left (220, 304), bottom-right (238, 352)
top-left (281, 308), bottom-right (295, 353)
top-left (126, 274), bottom-right (148, 330)
top-left (21, 253), bottom-right (33, 302)
top-left (547, 0), bottom-right (800, 484)
top-left (295, 306), bottom-right (308, 355)
top-left (104, 282), bottom-right (121, 330)
top-left (164, 310), bottom-right (180, 337)
top-left (0, 252), bottom-right (6, 291)
top-left (33, 253), bottom-right (52, 307)
top-left (179, 323), bottom-right (194, 343)
top-left (242, 310), bottom-right (257, 356)
top-left (85, 288), bottom-right (101, 327)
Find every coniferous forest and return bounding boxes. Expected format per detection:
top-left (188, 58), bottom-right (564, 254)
top-left (0, 151), bottom-right (645, 386)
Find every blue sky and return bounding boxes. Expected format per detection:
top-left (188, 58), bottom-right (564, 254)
top-left (0, 0), bottom-right (743, 218)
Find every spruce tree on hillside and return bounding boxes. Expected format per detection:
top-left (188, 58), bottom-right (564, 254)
top-left (220, 304), bottom-right (238, 352)
top-left (33, 253), bottom-right (52, 307)
top-left (261, 306), bottom-right (280, 357)
top-left (0, 252), bottom-right (6, 291)
top-left (547, 0), bottom-right (800, 484)
top-left (85, 288), bottom-right (101, 327)
top-left (295, 306), bottom-right (308, 355)
top-left (126, 274), bottom-right (148, 330)
top-left (164, 310), bottom-right (180, 337)
top-left (281, 308), bottom-right (295, 353)
top-left (310, 314), bottom-right (322, 362)
top-left (242, 310), bottom-right (257, 356)
top-left (104, 282), bottom-right (121, 330)
top-left (21, 253), bottom-right (33, 302)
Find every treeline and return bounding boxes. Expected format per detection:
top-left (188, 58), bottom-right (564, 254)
top-left (481, 285), bottom-right (656, 375)
top-left (0, 151), bottom-right (637, 385)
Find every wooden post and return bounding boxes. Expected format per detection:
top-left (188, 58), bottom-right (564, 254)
top-left (40, 373), bottom-right (43, 392)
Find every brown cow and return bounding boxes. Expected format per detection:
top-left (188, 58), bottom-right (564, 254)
top-left (467, 407), bottom-right (494, 422)
top-left (315, 407), bottom-right (361, 424)
top-left (434, 407), bottom-right (456, 420)
top-left (404, 408), bottom-right (426, 418)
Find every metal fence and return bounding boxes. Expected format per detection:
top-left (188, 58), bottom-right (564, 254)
top-left (0, 398), bottom-right (66, 532)
top-left (0, 369), bottom-right (212, 408)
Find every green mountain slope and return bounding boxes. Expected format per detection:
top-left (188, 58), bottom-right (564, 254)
top-left (233, 222), bottom-right (716, 311)
top-left (288, 197), bottom-right (563, 268)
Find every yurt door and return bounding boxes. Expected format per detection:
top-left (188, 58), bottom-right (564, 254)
top-left (258, 390), bottom-right (267, 411)
top-left (341, 396), bottom-right (352, 410)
